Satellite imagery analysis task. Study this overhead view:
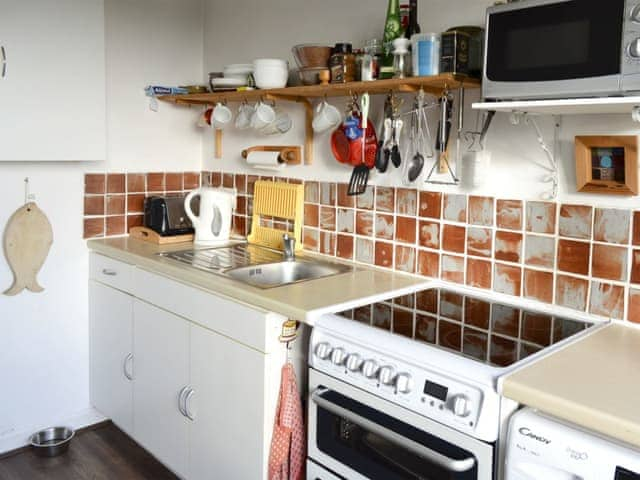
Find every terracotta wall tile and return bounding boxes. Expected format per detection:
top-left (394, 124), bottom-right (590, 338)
top-left (465, 297), bottom-right (490, 329)
top-left (375, 213), bottom-right (394, 239)
top-left (633, 212), bottom-right (640, 246)
top-left (303, 228), bottom-right (319, 251)
top-left (417, 250), bottom-right (439, 278)
top-left (521, 312), bottom-right (552, 346)
top-left (559, 204), bottom-right (592, 239)
top-left (394, 293), bottom-right (415, 309)
top-left (468, 196), bottom-right (494, 226)
top-left (414, 221), bottom-right (438, 251)
top-left (494, 263), bottom-right (522, 296)
top-left (490, 336), bottom-right (518, 367)
top-left (337, 183), bottom-right (354, 207)
top-left (415, 314), bottom-right (437, 344)
top-left (631, 249), bottom-right (640, 284)
top-left (525, 234), bottom-right (555, 268)
top-left (392, 309), bottom-right (414, 338)
top-left (555, 274), bottom-right (588, 311)
top-left (106, 195), bottom-right (126, 215)
top-left (594, 208), bottom-right (630, 244)
top-left (126, 214), bottom-right (143, 232)
top-left (84, 196), bottom-right (104, 216)
top-left (320, 182), bottom-right (336, 206)
top-left (419, 191), bottom-right (442, 219)
top-left (416, 289), bottom-right (437, 313)
top-left (319, 231), bottom-right (336, 255)
top-left (523, 269), bottom-right (554, 303)
top-left (443, 194), bottom-right (466, 222)
top-left (355, 237), bottom-right (374, 264)
top-left (590, 281), bottom-right (624, 319)
top-left (557, 239), bottom-right (590, 275)
top-left (336, 208), bottom-right (354, 233)
top-left (222, 173), bottom-right (234, 188)
top-left (85, 174), bottom-right (106, 194)
top-left (146, 172), bottom-right (165, 192)
top-left (441, 254), bottom-right (465, 283)
top-left (442, 224), bottom-right (466, 254)
top-left (201, 171), bottom-right (212, 187)
top-left (183, 172), bottom-right (200, 190)
top-left (526, 201), bottom-right (556, 234)
top-left (356, 186), bottom-right (374, 210)
top-left (83, 217), bottom-right (104, 239)
top-left (463, 329), bottom-right (488, 362)
top-left (336, 234), bottom-right (354, 260)
top-left (126, 173), bottom-right (145, 193)
top-left (440, 291), bottom-right (463, 320)
top-left (107, 173), bottom-right (125, 194)
top-left (232, 216), bottom-right (246, 236)
top-left (320, 206), bottom-right (336, 230)
top-left (592, 244), bottom-right (628, 281)
top-left (376, 186), bottom-right (395, 212)
top-left (395, 216), bottom-right (416, 244)
top-left (235, 174), bottom-right (247, 194)
top-left (372, 303), bottom-right (392, 330)
top-left (491, 304), bottom-right (520, 337)
top-left (397, 188), bottom-right (418, 216)
top-left (375, 241), bottom-right (394, 268)
top-left (304, 204), bottom-right (319, 227)
top-left (213, 172), bottom-right (224, 188)
top-left (496, 199), bottom-right (523, 230)
top-left (628, 288), bottom-right (640, 323)
top-left (236, 196), bottom-right (247, 215)
top-left (395, 245), bottom-right (416, 273)
top-left (467, 227), bottom-right (492, 258)
top-left (106, 216), bottom-right (126, 236)
top-left (439, 320), bottom-right (462, 351)
top-left (356, 211), bottom-right (374, 236)
top-left (495, 231), bottom-right (522, 263)
top-left (354, 305), bottom-right (372, 324)
top-left (466, 258), bottom-right (492, 289)
top-left (304, 181), bottom-right (319, 203)
top-left (165, 173), bottom-right (183, 191)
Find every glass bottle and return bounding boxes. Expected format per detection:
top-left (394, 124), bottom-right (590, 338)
top-left (380, 0), bottom-right (402, 79)
top-left (404, 0), bottom-right (421, 39)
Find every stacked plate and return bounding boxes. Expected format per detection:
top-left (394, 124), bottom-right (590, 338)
top-left (209, 64), bottom-right (254, 91)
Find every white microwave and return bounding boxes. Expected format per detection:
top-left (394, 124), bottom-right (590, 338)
top-left (482, 0), bottom-right (640, 100)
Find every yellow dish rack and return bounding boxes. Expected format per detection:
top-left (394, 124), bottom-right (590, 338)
top-left (247, 181), bottom-right (304, 251)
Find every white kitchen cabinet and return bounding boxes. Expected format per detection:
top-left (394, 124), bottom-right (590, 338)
top-left (89, 280), bottom-right (134, 435)
top-left (0, 0), bottom-right (106, 161)
top-left (133, 299), bottom-right (190, 479)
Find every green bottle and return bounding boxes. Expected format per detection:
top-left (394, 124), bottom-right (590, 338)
top-left (380, 0), bottom-right (402, 79)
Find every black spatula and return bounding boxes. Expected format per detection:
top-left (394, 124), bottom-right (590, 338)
top-left (348, 94), bottom-right (370, 196)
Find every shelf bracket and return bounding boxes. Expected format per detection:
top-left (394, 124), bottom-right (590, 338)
top-left (265, 93), bottom-right (314, 165)
top-left (214, 129), bottom-right (223, 159)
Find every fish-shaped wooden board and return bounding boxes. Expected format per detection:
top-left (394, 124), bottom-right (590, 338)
top-left (3, 202), bottom-right (53, 296)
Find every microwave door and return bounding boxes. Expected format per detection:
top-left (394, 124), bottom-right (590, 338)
top-left (483, 0), bottom-right (626, 99)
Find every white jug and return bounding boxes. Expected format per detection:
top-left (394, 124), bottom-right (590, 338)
top-left (184, 187), bottom-right (236, 246)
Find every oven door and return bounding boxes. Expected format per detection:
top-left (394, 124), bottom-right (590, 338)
top-left (308, 369), bottom-right (494, 480)
top-left (483, 0), bottom-right (627, 99)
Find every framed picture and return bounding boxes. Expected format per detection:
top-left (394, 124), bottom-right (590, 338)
top-left (575, 136), bottom-right (638, 195)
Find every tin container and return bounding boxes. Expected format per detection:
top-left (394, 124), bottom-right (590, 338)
top-left (411, 33), bottom-right (440, 77)
top-left (439, 30), bottom-right (470, 76)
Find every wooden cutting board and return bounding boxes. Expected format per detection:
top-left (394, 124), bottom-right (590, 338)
top-left (3, 202), bottom-right (53, 296)
top-left (129, 226), bottom-right (194, 245)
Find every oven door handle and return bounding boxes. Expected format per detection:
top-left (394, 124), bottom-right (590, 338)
top-left (312, 388), bottom-right (476, 473)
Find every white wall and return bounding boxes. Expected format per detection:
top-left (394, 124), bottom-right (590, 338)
top-left (202, 0), bottom-right (640, 209)
top-left (0, 0), bottom-right (203, 453)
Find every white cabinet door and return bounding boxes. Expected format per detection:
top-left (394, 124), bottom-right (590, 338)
top-left (133, 299), bottom-right (190, 478)
top-left (0, 0), bottom-right (105, 161)
top-left (89, 281), bottom-right (134, 435)
top-left (189, 323), bottom-right (269, 480)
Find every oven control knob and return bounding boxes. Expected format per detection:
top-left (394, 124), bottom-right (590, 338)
top-left (346, 353), bottom-right (363, 372)
top-left (314, 342), bottom-right (333, 360)
top-left (395, 373), bottom-right (413, 394)
top-left (628, 38), bottom-right (640, 59)
top-left (330, 347), bottom-right (347, 366)
top-left (362, 360), bottom-right (379, 378)
top-left (378, 366), bottom-right (396, 385)
top-left (452, 394), bottom-right (471, 417)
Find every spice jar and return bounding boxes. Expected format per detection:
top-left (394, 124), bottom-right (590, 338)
top-left (329, 43), bottom-right (356, 83)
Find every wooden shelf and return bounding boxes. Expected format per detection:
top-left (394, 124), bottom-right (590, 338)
top-left (158, 74), bottom-right (479, 106)
top-left (473, 96), bottom-right (640, 115)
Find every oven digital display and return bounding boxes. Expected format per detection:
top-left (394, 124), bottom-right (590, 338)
top-left (615, 467), bottom-right (640, 480)
top-left (423, 380), bottom-right (448, 401)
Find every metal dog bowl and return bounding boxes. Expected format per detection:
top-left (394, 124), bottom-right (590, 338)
top-left (30, 426), bottom-right (75, 457)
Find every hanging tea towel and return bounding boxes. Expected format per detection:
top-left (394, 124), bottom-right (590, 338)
top-left (268, 363), bottom-right (305, 480)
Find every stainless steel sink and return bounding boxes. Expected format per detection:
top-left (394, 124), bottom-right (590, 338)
top-left (226, 261), bottom-right (351, 288)
top-left (158, 243), bottom-right (352, 288)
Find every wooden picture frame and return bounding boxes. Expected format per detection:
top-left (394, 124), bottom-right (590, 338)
top-left (575, 135), bottom-right (638, 195)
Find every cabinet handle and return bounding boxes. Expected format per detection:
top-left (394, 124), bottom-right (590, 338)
top-left (184, 388), bottom-right (195, 421)
top-left (178, 386), bottom-right (189, 417)
top-left (1, 46), bottom-right (6, 78)
top-left (102, 268), bottom-right (117, 276)
top-left (123, 353), bottom-right (133, 381)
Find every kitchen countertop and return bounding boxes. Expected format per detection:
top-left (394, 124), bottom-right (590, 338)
top-left (501, 322), bottom-right (640, 449)
top-left (87, 237), bottom-right (434, 324)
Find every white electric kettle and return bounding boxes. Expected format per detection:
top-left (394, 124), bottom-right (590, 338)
top-left (184, 187), bottom-right (236, 245)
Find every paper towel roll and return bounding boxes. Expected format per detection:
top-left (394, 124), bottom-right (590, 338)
top-left (246, 151), bottom-right (285, 171)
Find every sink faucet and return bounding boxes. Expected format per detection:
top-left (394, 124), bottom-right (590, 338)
top-left (282, 234), bottom-right (296, 261)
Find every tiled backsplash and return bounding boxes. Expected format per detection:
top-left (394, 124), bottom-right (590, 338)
top-left (84, 169), bottom-right (640, 324)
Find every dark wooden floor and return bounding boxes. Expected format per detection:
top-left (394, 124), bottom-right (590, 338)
top-left (0, 423), bottom-right (178, 480)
